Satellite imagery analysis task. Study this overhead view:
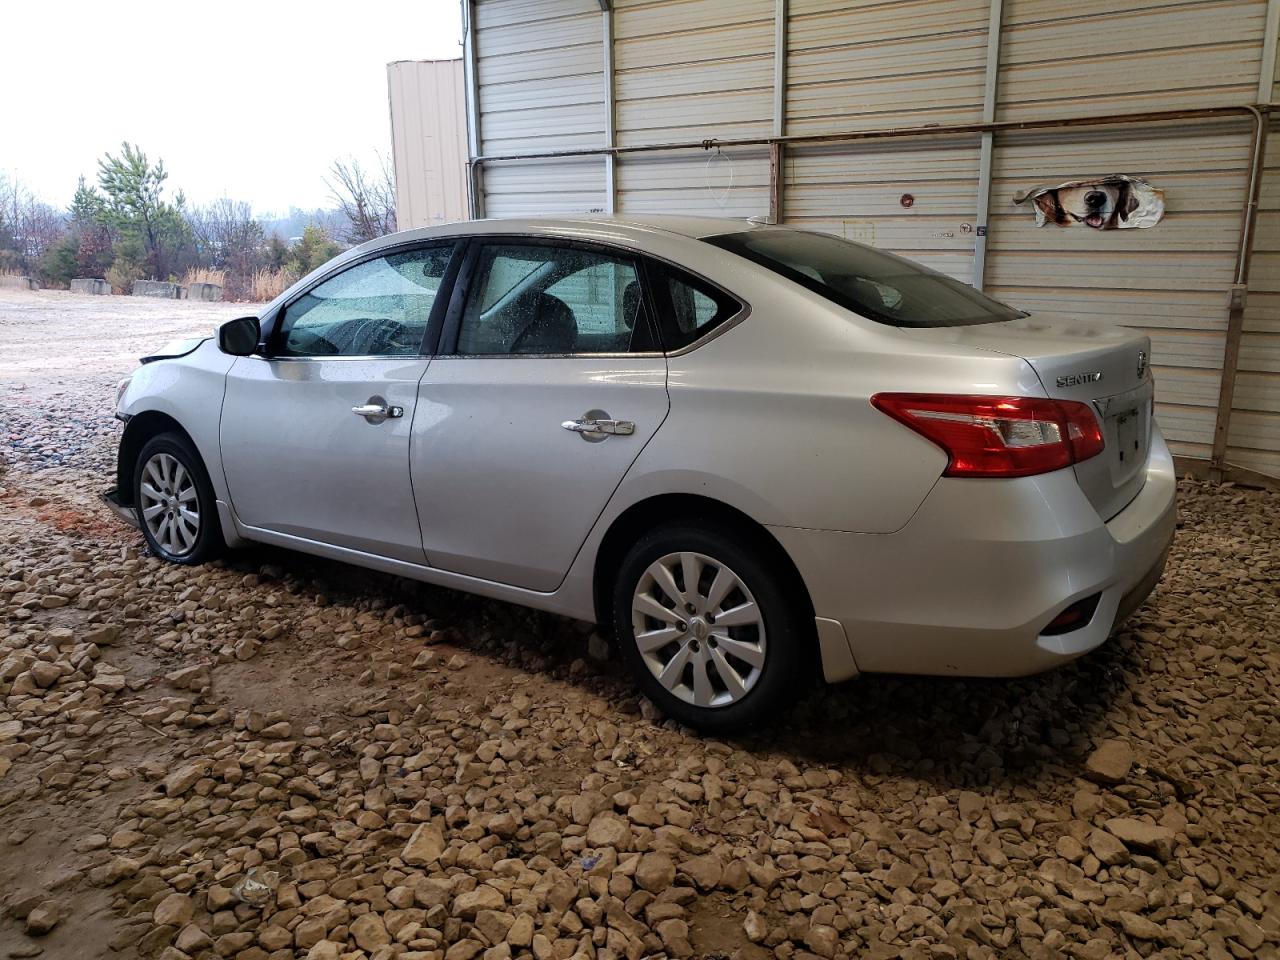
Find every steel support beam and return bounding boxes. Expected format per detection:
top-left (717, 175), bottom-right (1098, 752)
top-left (603, 4), bottom-right (617, 214)
top-left (1212, 101), bottom-right (1271, 478)
top-left (461, 0), bottom-right (483, 218)
top-left (769, 0), bottom-right (787, 223)
top-left (973, 0), bottom-right (1004, 290)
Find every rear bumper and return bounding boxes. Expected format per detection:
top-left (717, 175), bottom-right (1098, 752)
top-left (775, 428), bottom-right (1177, 680)
top-left (102, 487), bottom-right (139, 529)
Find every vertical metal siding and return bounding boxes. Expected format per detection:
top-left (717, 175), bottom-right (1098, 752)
top-left (387, 60), bottom-right (470, 230)
top-left (1231, 117), bottom-right (1280, 474)
top-left (783, 0), bottom-right (991, 282)
top-left (998, 1), bottom-right (1265, 120)
top-left (476, 0), bottom-right (607, 215)
top-left (985, 121), bottom-right (1254, 460)
top-left (614, 0), bottom-right (775, 217)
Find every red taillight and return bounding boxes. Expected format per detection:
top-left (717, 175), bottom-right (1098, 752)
top-left (871, 393), bottom-right (1104, 478)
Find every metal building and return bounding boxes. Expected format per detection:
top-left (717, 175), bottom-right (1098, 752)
top-left (388, 59), bottom-right (470, 230)
top-left (456, 0), bottom-right (1280, 481)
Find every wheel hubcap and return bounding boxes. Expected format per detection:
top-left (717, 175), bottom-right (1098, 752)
top-left (139, 452), bottom-right (200, 557)
top-left (631, 551), bottom-right (767, 709)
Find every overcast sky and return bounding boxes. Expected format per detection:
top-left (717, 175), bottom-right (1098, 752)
top-left (2, 0), bottom-right (463, 215)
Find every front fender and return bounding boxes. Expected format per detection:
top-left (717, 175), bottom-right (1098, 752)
top-left (117, 340), bottom-right (235, 505)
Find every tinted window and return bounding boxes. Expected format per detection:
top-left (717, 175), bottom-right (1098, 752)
top-left (653, 269), bottom-right (740, 351)
top-left (456, 243), bottom-right (648, 355)
top-left (276, 244), bottom-right (453, 357)
top-left (705, 229), bottom-right (1023, 328)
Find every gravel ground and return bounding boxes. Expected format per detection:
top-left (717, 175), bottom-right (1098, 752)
top-left (1, 288), bottom-right (1278, 960)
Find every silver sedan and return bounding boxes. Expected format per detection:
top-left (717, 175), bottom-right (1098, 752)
top-left (107, 216), bottom-right (1176, 732)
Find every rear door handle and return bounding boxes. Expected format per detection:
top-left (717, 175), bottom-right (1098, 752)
top-left (352, 399), bottom-right (403, 423)
top-left (562, 417), bottom-right (635, 440)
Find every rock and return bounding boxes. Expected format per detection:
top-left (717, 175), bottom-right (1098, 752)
top-left (957, 790), bottom-right (984, 822)
top-left (175, 925), bottom-right (213, 953)
top-left (1104, 818), bottom-right (1176, 861)
top-left (805, 924), bottom-right (839, 958)
top-left (1088, 829), bottom-right (1129, 866)
top-left (679, 853), bottom-right (723, 891)
top-left (165, 662), bottom-right (210, 691)
top-left (1084, 740), bottom-right (1134, 785)
top-left (635, 852), bottom-right (676, 893)
top-left (744, 910), bottom-right (767, 943)
top-left (454, 885), bottom-right (505, 918)
top-left (446, 940), bottom-right (485, 960)
top-left (402, 822), bottom-right (446, 865)
top-left (475, 909), bottom-right (515, 945)
top-left (586, 632), bottom-right (611, 662)
top-left (306, 942), bottom-right (343, 960)
top-left (585, 812), bottom-right (632, 849)
top-left (154, 892), bottom-right (194, 927)
top-left (506, 913), bottom-right (534, 948)
top-left (163, 761), bottom-right (208, 797)
top-left (260, 720), bottom-right (292, 739)
top-left (350, 913), bottom-right (391, 951)
top-left (29, 661), bottom-right (61, 688)
top-left (25, 903), bottom-right (60, 935)
top-left (1117, 912), bottom-right (1164, 941)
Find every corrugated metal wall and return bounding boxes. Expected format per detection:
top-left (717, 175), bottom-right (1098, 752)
top-left (613, 0), bottom-right (774, 217)
top-left (474, 0), bottom-right (607, 215)
top-left (785, 0), bottom-right (991, 281)
top-left (387, 60), bottom-right (470, 230)
top-left (1237, 117), bottom-right (1280, 475)
top-left (988, 0), bottom-right (1267, 462)
top-left (463, 0), bottom-right (1280, 477)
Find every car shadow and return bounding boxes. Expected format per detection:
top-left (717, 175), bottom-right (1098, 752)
top-left (218, 541), bottom-right (1143, 793)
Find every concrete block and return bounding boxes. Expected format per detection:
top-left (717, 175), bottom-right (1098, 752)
top-left (0, 275), bottom-right (37, 290)
top-left (132, 279), bottom-right (179, 298)
top-left (70, 278), bottom-right (111, 295)
top-left (185, 282), bottom-right (223, 302)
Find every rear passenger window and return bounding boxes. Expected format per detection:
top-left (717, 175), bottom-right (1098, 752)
top-left (660, 271), bottom-right (740, 351)
top-left (455, 243), bottom-right (653, 355)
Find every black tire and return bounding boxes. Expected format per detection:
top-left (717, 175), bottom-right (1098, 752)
top-left (612, 522), bottom-right (808, 734)
top-left (133, 432), bottom-right (224, 565)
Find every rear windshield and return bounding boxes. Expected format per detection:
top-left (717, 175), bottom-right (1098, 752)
top-left (704, 229), bottom-right (1024, 328)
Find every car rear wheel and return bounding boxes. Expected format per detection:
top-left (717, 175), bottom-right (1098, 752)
top-left (134, 432), bottom-right (223, 565)
top-left (612, 522), bottom-right (806, 733)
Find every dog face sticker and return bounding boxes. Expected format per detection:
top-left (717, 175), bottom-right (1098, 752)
top-left (1015, 175), bottom-right (1164, 229)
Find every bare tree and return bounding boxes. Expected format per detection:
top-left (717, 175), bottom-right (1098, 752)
top-left (326, 155), bottom-right (397, 244)
top-left (0, 175), bottom-right (66, 270)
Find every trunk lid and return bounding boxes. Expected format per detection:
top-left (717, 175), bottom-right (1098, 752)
top-left (904, 316), bottom-right (1154, 520)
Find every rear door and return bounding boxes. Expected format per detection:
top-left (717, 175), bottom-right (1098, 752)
top-left (220, 242), bottom-right (458, 561)
top-left (411, 238), bottom-right (669, 591)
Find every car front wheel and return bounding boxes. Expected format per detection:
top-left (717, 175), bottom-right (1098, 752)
top-left (133, 432), bottom-right (223, 565)
top-left (613, 522), bottom-right (806, 733)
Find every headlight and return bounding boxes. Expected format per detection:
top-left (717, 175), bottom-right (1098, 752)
top-left (115, 377), bottom-right (132, 407)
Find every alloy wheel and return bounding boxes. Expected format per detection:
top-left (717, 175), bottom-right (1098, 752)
top-left (631, 551), bottom-right (767, 708)
top-left (139, 452), bottom-right (201, 557)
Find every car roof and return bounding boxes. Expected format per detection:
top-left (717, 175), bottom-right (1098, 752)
top-left (354, 214), bottom-right (762, 254)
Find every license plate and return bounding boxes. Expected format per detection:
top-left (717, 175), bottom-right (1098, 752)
top-left (1109, 398), bottom-right (1150, 483)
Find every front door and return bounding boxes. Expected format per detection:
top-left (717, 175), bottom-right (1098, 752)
top-left (412, 239), bottom-right (670, 591)
top-left (220, 242), bottom-right (456, 562)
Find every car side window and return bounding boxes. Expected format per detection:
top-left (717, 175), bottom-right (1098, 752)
top-left (661, 269), bottom-right (740, 351)
top-left (274, 244), bottom-right (454, 357)
top-left (455, 243), bottom-right (650, 355)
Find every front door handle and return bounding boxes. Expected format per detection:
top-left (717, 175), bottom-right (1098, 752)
top-left (561, 414), bottom-right (635, 442)
top-left (352, 397), bottom-right (403, 424)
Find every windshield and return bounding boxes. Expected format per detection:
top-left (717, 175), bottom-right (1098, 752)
top-left (705, 229), bottom-right (1025, 328)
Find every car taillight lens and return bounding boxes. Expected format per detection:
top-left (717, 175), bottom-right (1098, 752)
top-left (870, 393), bottom-right (1104, 478)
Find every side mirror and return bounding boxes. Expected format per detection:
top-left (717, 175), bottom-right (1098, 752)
top-left (218, 316), bottom-right (261, 356)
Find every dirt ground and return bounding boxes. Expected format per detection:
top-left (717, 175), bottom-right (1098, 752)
top-left (0, 287), bottom-right (1277, 960)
